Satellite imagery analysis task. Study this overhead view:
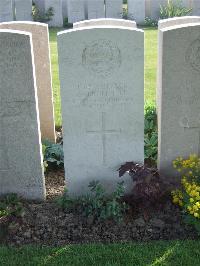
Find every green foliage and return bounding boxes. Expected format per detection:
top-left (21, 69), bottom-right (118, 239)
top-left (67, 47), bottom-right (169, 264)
top-left (144, 105), bottom-right (158, 165)
top-left (122, 7), bottom-right (128, 20)
top-left (63, 17), bottom-right (73, 28)
top-left (32, 2), bottom-right (54, 23)
top-left (0, 194), bottom-right (24, 219)
top-left (184, 214), bottom-right (200, 235)
top-left (56, 181), bottom-right (128, 223)
top-left (81, 181), bottom-right (128, 222)
top-left (145, 17), bottom-right (158, 27)
top-left (56, 189), bottom-right (74, 210)
top-left (42, 140), bottom-right (64, 169)
top-left (159, 0), bottom-right (192, 19)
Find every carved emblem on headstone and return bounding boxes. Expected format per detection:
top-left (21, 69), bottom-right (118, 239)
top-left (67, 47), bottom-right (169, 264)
top-left (82, 39), bottom-right (121, 76)
top-left (186, 39), bottom-right (200, 72)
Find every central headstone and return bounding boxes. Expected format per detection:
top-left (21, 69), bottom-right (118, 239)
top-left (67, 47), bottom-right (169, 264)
top-left (15, 0), bottom-right (33, 21)
top-left (0, 22), bottom-right (56, 142)
top-left (0, 30), bottom-right (45, 200)
top-left (58, 26), bottom-right (144, 196)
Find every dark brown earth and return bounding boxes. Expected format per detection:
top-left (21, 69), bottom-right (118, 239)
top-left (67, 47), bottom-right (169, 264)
top-left (0, 169), bottom-right (198, 247)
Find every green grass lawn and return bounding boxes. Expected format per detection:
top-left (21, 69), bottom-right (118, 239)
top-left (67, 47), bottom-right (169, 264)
top-left (0, 240), bottom-right (200, 265)
top-left (49, 27), bottom-right (158, 127)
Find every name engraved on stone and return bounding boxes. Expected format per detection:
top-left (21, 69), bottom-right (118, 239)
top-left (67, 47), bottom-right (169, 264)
top-left (67, 82), bottom-right (134, 107)
top-left (86, 112), bottom-right (121, 165)
top-left (185, 39), bottom-right (200, 72)
top-left (82, 39), bottom-right (122, 76)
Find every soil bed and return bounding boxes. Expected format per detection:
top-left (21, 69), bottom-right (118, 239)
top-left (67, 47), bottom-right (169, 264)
top-left (1, 169), bottom-right (198, 247)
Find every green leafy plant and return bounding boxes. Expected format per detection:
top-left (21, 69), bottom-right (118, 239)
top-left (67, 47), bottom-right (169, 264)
top-left (145, 17), bottom-right (158, 27)
top-left (0, 194), bottom-right (24, 220)
top-left (56, 189), bottom-right (74, 210)
top-left (42, 140), bottom-right (64, 169)
top-left (56, 181), bottom-right (128, 223)
top-left (159, 0), bottom-right (192, 19)
top-left (32, 2), bottom-right (54, 23)
top-left (144, 105), bottom-right (158, 165)
top-left (81, 181), bottom-right (128, 222)
top-left (63, 17), bottom-right (73, 28)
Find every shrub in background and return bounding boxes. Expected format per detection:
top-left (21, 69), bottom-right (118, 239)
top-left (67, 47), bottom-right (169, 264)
top-left (159, 0), bottom-right (192, 19)
top-left (32, 2), bottom-right (54, 23)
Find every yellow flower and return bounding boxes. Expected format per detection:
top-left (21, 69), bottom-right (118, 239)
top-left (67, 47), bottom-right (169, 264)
top-left (190, 198), bottom-right (194, 203)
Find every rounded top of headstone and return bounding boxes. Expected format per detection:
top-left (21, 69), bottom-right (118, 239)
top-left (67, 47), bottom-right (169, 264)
top-left (158, 16), bottom-right (200, 30)
top-left (73, 18), bottom-right (137, 29)
top-left (58, 26), bottom-right (143, 37)
top-left (0, 21), bottom-right (48, 28)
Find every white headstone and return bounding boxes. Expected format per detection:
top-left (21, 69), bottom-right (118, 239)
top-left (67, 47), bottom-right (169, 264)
top-left (58, 26), bottom-right (144, 196)
top-left (73, 18), bottom-right (137, 28)
top-left (67, 0), bottom-right (85, 23)
top-left (0, 0), bottom-right (13, 22)
top-left (87, 0), bottom-right (105, 20)
top-left (0, 22), bottom-right (56, 142)
top-left (192, 0), bottom-right (200, 16)
top-left (0, 29), bottom-right (45, 200)
top-left (128, 0), bottom-right (145, 25)
top-left (105, 0), bottom-right (123, 19)
top-left (158, 16), bottom-right (200, 29)
top-left (45, 0), bottom-right (63, 27)
top-left (15, 0), bottom-right (33, 21)
top-left (158, 23), bottom-right (200, 177)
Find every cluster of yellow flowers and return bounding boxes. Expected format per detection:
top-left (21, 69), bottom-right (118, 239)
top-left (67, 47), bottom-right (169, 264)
top-left (172, 155), bottom-right (200, 220)
top-left (173, 154), bottom-right (200, 175)
top-left (172, 189), bottom-right (183, 206)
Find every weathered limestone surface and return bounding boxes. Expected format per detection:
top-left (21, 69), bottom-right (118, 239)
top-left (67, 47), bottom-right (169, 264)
top-left (67, 0), bottom-right (85, 23)
top-left (158, 23), bottom-right (200, 177)
top-left (15, 0), bottom-right (33, 21)
top-left (105, 0), bottom-right (123, 19)
top-left (158, 16), bottom-right (200, 29)
top-left (127, 0), bottom-right (145, 25)
top-left (0, 0), bottom-right (13, 22)
top-left (0, 29), bottom-right (45, 200)
top-left (87, 0), bottom-right (105, 20)
top-left (0, 22), bottom-right (56, 142)
top-left (58, 27), bottom-right (144, 196)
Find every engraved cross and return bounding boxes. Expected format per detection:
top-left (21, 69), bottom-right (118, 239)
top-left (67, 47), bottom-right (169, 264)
top-left (87, 112), bottom-right (121, 165)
